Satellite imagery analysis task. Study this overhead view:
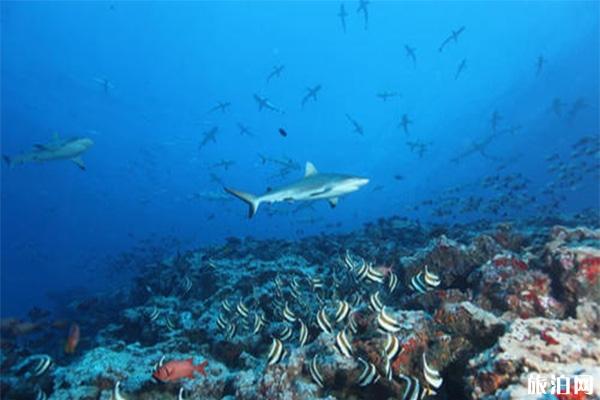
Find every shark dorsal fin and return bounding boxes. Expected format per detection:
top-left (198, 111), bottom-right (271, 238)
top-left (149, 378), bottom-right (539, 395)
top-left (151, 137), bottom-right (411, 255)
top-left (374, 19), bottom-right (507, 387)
top-left (52, 132), bottom-right (61, 143)
top-left (305, 162), bottom-right (318, 177)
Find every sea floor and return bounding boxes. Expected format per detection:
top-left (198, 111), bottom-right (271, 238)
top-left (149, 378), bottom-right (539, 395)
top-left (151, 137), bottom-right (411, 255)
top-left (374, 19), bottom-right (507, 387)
top-left (1, 213), bottom-right (599, 400)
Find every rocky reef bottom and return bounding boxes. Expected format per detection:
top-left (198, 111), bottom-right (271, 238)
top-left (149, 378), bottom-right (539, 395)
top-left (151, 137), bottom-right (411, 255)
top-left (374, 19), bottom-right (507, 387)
top-left (1, 214), bottom-right (600, 400)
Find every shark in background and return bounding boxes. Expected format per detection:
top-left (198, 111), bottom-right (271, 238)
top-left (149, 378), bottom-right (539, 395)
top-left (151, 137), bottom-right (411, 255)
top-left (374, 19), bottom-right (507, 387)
top-left (224, 162), bottom-right (369, 218)
top-left (3, 134), bottom-right (94, 170)
top-left (253, 94), bottom-right (284, 114)
top-left (337, 3), bottom-right (348, 33)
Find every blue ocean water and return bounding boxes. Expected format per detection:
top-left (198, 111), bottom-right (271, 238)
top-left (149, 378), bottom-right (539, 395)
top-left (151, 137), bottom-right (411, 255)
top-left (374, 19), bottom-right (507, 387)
top-left (1, 0), bottom-right (598, 320)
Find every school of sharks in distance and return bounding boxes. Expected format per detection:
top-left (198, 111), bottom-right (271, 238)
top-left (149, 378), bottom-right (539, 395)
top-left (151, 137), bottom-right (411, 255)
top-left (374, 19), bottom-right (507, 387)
top-left (2, 0), bottom-right (596, 225)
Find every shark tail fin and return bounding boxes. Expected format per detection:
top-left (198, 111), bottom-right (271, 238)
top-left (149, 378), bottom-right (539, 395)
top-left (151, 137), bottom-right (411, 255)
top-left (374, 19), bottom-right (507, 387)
top-left (224, 187), bottom-right (260, 218)
top-left (2, 155), bottom-right (12, 168)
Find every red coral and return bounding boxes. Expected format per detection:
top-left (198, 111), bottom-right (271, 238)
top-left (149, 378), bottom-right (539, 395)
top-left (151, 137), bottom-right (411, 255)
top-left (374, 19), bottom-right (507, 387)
top-left (556, 384), bottom-right (589, 400)
top-left (511, 258), bottom-right (528, 271)
top-left (391, 337), bottom-right (421, 373)
top-left (540, 329), bottom-right (559, 345)
top-left (520, 291), bottom-right (546, 316)
top-left (532, 276), bottom-right (549, 291)
top-left (492, 255), bottom-right (527, 270)
top-left (579, 257), bottom-right (600, 284)
top-left (477, 371), bottom-right (506, 393)
top-left (493, 257), bottom-right (512, 267)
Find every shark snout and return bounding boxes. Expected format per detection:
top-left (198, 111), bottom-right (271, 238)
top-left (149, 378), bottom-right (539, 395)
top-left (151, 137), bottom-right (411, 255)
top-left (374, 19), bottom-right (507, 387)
top-left (354, 177), bottom-right (370, 187)
top-left (343, 177), bottom-right (369, 192)
top-left (76, 138), bottom-right (94, 149)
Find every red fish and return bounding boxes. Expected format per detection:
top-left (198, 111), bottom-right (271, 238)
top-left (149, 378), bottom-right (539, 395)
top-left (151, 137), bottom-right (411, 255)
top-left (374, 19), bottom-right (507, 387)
top-left (152, 358), bottom-right (208, 382)
top-left (540, 328), bottom-right (559, 345)
top-left (64, 323), bottom-right (80, 354)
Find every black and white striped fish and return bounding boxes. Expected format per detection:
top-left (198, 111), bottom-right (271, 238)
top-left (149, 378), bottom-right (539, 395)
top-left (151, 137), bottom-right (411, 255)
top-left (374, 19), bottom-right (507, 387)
top-left (334, 300), bottom-right (351, 323)
top-left (365, 264), bottom-right (385, 284)
top-left (165, 315), bottom-right (177, 331)
top-left (236, 300), bottom-right (249, 318)
top-left (309, 354), bottom-right (325, 388)
top-left (272, 297), bottom-right (285, 311)
top-left (278, 325), bottom-right (293, 341)
top-left (283, 302), bottom-right (297, 322)
top-left (423, 266), bottom-right (441, 288)
top-left (369, 291), bottom-right (384, 313)
top-left (148, 306), bottom-right (161, 322)
top-left (357, 357), bottom-right (380, 386)
top-left (267, 338), bottom-right (286, 365)
top-left (217, 313), bottom-right (229, 331)
top-left (299, 319), bottom-right (309, 346)
top-left (410, 272), bottom-right (428, 294)
top-left (410, 266), bottom-right (441, 294)
top-left (383, 334), bottom-right (401, 361)
top-left (181, 276), bottom-right (193, 295)
top-left (310, 277), bottom-right (324, 290)
top-left (343, 250), bottom-right (358, 271)
top-left (35, 388), bottom-right (47, 400)
top-left (377, 307), bottom-right (401, 333)
top-left (317, 307), bottom-right (333, 335)
top-left (355, 260), bottom-right (370, 281)
top-left (252, 313), bottom-right (268, 334)
top-left (291, 276), bottom-right (302, 289)
top-left (348, 313), bottom-right (359, 334)
top-left (398, 375), bottom-right (431, 400)
top-left (388, 272), bottom-right (399, 293)
top-left (289, 290), bottom-right (301, 302)
top-left (113, 381), bottom-right (126, 400)
top-left (152, 355), bottom-right (165, 376)
top-left (225, 322), bottom-right (237, 339)
top-left (335, 329), bottom-right (353, 357)
top-left (30, 355), bottom-right (53, 377)
top-left (221, 299), bottom-right (233, 313)
top-left (423, 352), bottom-right (443, 389)
top-left (275, 275), bottom-right (284, 290)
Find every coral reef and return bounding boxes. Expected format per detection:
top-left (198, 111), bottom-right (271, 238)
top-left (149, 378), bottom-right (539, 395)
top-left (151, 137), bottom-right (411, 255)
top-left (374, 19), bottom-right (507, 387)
top-left (1, 214), bottom-right (599, 399)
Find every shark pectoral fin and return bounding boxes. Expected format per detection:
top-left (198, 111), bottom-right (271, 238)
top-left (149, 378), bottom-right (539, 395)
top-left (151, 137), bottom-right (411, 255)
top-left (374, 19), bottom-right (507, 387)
top-left (71, 156), bottom-right (86, 170)
top-left (305, 162), bottom-right (318, 177)
top-left (328, 197), bottom-right (339, 208)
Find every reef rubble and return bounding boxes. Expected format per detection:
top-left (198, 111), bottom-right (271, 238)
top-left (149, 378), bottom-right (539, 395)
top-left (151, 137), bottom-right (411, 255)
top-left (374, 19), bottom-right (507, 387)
top-left (1, 215), bottom-right (599, 399)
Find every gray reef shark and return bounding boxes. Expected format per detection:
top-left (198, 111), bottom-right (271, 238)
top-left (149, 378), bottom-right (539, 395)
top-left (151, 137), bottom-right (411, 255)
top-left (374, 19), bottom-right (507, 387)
top-left (338, 4), bottom-right (348, 33)
top-left (253, 94), bottom-right (284, 114)
top-left (301, 84), bottom-right (322, 108)
top-left (3, 134), bottom-right (94, 170)
top-left (225, 162), bottom-right (369, 218)
top-left (266, 65), bottom-right (285, 83)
